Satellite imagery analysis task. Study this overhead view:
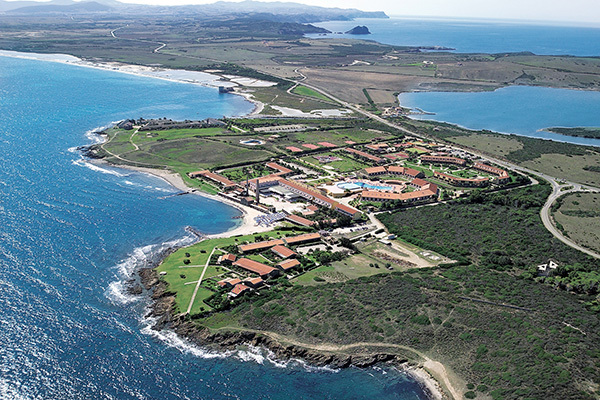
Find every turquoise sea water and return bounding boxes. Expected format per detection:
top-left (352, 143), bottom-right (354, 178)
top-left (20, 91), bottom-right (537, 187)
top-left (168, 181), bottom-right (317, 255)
top-left (398, 86), bottom-right (600, 147)
top-left (310, 17), bottom-right (600, 56)
top-left (0, 56), bottom-right (430, 399)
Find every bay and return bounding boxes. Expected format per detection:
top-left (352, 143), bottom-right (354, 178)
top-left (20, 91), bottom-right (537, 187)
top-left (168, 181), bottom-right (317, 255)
top-left (310, 17), bottom-right (600, 56)
top-left (398, 86), bottom-right (600, 147)
top-left (0, 55), bottom-right (429, 399)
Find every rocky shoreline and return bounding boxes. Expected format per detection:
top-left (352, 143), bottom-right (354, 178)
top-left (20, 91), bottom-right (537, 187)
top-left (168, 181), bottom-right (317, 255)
top-left (134, 267), bottom-right (445, 399)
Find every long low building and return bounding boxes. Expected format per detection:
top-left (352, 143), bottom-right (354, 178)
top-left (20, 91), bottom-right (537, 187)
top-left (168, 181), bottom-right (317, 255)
top-left (266, 162), bottom-right (293, 176)
top-left (189, 170), bottom-right (236, 188)
top-left (344, 148), bottom-right (384, 164)
top-left (361, 188), bottom-right (438, 204)
top-left (434, 171), bottom-right (489, 187)
top-left (238, 232), bottom-right (322, 253)
top-left (233, 258), bottom-right (281, 279)
top-left (473, 162), bottom-right (511, 184)
top-left (364, 165), bottom-right (424, 179)
top-left (421, 155), bottom-right (467, 166)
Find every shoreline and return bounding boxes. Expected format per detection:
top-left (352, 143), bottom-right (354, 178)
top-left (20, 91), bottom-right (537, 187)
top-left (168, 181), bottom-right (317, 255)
top-left (139, 267), bottom-right (447, 400)
top-left (90, 159), bottom-right (274, 238)
top-left (21, 46), bottom-right (452, 397)
top-left (0, 49), bottom-right (265, 117)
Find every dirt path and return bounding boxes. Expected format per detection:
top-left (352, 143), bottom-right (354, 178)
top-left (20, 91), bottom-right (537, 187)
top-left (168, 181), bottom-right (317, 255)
top-left (186, 246), bottom-right (216, 314)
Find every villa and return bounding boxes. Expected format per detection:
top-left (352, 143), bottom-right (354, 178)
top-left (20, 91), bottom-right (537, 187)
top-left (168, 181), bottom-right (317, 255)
top-left (233, 258), bottom-right (280, 279)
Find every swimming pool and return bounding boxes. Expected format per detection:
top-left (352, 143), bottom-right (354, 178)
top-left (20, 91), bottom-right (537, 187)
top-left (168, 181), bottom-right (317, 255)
top-left (337, 182), bottom-right (393, 191)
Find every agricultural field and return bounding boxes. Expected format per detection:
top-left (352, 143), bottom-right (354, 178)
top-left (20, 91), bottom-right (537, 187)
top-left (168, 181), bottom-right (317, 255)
top-left (553, 192), bottom-right (600, 253)
top-left (291, 85), bottom-right (335, 102)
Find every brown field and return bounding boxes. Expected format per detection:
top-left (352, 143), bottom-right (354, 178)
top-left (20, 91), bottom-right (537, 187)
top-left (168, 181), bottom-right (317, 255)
top-left (554, 192), bottom-right (600, 253)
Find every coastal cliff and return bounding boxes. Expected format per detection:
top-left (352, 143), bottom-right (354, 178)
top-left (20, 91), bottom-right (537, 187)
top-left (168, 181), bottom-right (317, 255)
top-left (139, 267), bottom-right (407, 369)
top-left (135, 267), bottom-right (444, 399)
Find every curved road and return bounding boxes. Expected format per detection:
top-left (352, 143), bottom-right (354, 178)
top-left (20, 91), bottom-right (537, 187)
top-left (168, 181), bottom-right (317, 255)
top-left (291, 68), bottom-right (600, 259)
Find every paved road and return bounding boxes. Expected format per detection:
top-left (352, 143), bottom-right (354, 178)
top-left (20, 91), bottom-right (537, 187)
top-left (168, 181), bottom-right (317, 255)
top-left (290, 68), bottom-right (600, 259)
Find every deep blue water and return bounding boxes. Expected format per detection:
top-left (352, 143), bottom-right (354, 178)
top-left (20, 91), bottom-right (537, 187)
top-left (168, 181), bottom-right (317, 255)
top-left (0, 56), bottom-right (429, 399)
top-left (398, 86), bottom-right (600, 147)
top-left (310, 17), bottom-right (600, 56)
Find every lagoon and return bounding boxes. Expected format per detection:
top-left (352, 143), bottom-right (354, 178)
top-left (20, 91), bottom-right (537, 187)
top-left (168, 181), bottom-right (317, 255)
top-left (398, 86), bottom-right (600, 147)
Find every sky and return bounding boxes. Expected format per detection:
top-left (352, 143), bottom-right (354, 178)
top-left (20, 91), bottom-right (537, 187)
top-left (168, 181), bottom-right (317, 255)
top-left (8, 0), bottom-right (600, 25)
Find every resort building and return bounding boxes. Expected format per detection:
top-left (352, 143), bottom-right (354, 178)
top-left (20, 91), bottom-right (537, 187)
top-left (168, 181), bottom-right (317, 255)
top-left (434, 171), bottom-right (489, 187)
top-left (217, 253), bottom-right (237, 265)
top-left (365, 143), bottom-right (389, 152)
top-left (266, 162), bottom-right (293, 176)
top-left (189, 170), bottom-right (236, 188)
top-left (364, 166), bottom-right (388, 176)
top-left (217, 277), bottom-right (242, 289)
top-left (386, 166), bottom-right (424, 179)
top-left (285, 214), bottom-right (316, 227)
top-left (242, 277), bottom-right (265, 289)
top-left (238, 232), bottom-right (322, 253)
top-left (276, 259), bottom-right (301, 272)
top-left (277, 179), bottom-right (362, 219)
top-left (473, 163), bottom-right (510, 184)
top-left (421, 155), bottom-right (467, 166)
top-left (271, 245), bottom-right (297, 259)
top-left (229, 283), bottom-right (251, 298)
top-left (233, 258), bottom-right (281, 279)
top-left (361, 188), bottom-right (438, 204)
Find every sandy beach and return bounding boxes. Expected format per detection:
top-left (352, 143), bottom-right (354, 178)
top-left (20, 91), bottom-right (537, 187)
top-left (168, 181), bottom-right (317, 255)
top-left (92, 161), bottom-right (274, 238)
top-left (0, 49), bottom-right (265, 115)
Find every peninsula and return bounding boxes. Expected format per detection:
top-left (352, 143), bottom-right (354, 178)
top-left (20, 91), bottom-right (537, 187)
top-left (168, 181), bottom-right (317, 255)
top-left (4, 1), bottom-right (600, 399)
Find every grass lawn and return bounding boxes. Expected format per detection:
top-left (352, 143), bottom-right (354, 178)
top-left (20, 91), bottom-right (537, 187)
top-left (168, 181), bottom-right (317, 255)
top-left (291, 85), bottom-right (335, 102)
top-left (293, 265), bottom-right (337, 285)
top-left (302, 151), bottom-right (369, 173)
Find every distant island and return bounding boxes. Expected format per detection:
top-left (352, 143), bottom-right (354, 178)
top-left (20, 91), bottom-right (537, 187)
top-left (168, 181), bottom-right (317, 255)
top-left (346, 25), bottom-right (371, 35)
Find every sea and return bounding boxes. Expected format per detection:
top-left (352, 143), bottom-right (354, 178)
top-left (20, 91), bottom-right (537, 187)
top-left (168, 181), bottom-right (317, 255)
top-left (0, 55), bottom-right (430, 399)
top-left (310, 17), bottom-right (600, 145)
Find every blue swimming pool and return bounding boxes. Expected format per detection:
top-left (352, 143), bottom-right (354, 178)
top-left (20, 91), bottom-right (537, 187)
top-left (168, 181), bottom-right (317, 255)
top-left (338, 182), bottom-right (393, 191)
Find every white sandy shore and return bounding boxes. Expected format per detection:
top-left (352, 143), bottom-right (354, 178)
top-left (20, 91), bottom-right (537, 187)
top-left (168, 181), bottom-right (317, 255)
top-left (0, 49), bottom-right (266, 114)
top-left (93, 161), bottom-right (274, 238)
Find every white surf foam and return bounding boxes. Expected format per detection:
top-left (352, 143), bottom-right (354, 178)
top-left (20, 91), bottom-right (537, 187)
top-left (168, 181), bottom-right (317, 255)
top-left (72, 158), bottom-right (126, 177)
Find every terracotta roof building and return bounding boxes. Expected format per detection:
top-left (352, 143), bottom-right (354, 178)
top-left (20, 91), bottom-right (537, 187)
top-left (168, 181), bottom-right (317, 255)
top-left (344, 148), bottom-right (383, 163)
top-left (233, 258), bottom-right (280, 278)
top-left (229, 283), bottom-right (251, 297)
top-left (286, 146), bottom-right (303, 153)
top-left (266, 162), bottom-right (293, 176)
top-left (285, 214), bottom-right (316, 227)
top-left (217, 253), bottom-right (237, 265)
top-left (242, 277), bottom-right (265, 288)
top-left (434, 171), bottom-right (489, 187)
top-left (217, 277), bottom-right (242, 289)
top-left (276, 259), bottom-right (301, 272)
top-left (188, 170), bottom-right (236, 187)
top-left (421, 155), bottom-right (467, 166)
top-left (271, 245), bottom-right (297, 259)
top-left (473, 162), bottom-right (510, 184)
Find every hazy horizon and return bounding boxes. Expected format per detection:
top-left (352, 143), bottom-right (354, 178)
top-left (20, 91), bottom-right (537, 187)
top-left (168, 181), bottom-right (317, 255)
top-left (5, 0), bottom-right (600, 26)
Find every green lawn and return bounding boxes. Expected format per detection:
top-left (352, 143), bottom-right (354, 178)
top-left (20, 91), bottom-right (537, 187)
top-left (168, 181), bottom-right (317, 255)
top-left (292, 85), bottom-right (335, 102)
top-left (302, 151), bottom-right (369, 172)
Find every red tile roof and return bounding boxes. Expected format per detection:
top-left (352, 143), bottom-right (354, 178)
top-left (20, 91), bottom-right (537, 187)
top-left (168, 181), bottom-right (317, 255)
top-left (189, 170), bottom-right (236, 186)
top-left (421, 155), bottom-right (466, 166)
top-left (365, 166), bottom-right (387, 175)
top-left (271, 245), bottom-right (297, 259)
top-left (230, 283), bottom-right (251, 296)
top-left (233, 258), bottom-right (278, 277)
top-left (277, 259), bottom-right (301, 271)
top-left (344, 148), bottom-right (383, 163)
top-left (285, 214), bottom-right (316, 227)
top-left (286, 146), bottom-right (303, 153)
top-left (266, 162), bottom-right (293, 175)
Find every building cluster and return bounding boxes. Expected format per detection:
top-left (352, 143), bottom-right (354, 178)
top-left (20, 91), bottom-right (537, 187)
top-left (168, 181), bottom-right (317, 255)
top-left (215, 232), bottom-right (322, 297)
